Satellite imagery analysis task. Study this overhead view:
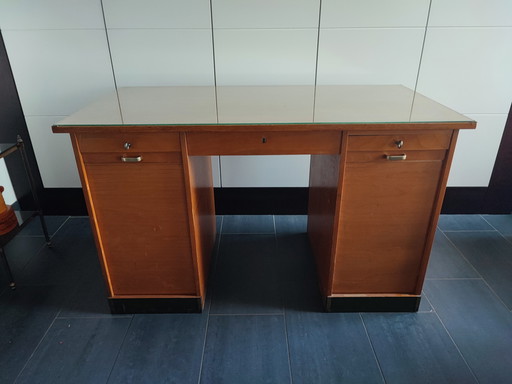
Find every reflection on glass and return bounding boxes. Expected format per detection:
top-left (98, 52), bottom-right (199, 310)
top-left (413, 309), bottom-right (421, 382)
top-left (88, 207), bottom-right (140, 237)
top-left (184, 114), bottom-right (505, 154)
top-left (55, 85), bottom-right (473, 127)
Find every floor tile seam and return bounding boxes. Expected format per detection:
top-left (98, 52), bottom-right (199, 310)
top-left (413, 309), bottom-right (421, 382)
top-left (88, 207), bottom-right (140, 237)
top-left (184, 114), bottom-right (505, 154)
top-left (425, 277), bottom-right (484, 281)
top-left (358, 313), bottom-right (387, 384)
top-left (480, 215), bottom-right (512, 246)
top-left (55, 315), bottom-right (133, 319)
top-left (281, 310), bottom-right (294, 384)
top-left (209, 313), bottom-right (285, 317)
top-left (420, 290), bottom-right (437, 314)
top-left (49, 216), bottom-right (72, 238)
top-left (8, 239), bottom-right (48, 274)
top-left (440, 232), bottom-right (484, 278)
top-left (429, 305), bottom-right (480, 383)
top-left (105, 315), bottom-right (135, 384)
top-left (443, 232), bottom-right (512, 311)
top-left (440, 229), bottom-right (498, 233)
top-left (197, 307), bottom-right (211, 384)
top-left (12, 314), bottom-right (58, 384)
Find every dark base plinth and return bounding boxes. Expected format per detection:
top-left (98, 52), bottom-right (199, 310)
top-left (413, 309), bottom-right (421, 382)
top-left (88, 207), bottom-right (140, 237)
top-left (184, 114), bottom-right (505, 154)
top-left (108, 297), bottom-right (203, 314)
top-left (325, 296), bottom-right (421, 312)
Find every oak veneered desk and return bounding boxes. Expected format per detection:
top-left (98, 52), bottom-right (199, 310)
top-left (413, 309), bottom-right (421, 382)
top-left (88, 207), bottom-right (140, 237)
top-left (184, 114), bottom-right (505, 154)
top-left (53, 85), bottom-right (475, 313)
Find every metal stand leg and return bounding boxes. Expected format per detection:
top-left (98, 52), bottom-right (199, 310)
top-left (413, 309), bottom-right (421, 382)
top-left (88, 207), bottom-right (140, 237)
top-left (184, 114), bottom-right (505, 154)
top-left (17, 136), bottom-right (52, 247)
top-left (0, 247), bottom-right (15, 289)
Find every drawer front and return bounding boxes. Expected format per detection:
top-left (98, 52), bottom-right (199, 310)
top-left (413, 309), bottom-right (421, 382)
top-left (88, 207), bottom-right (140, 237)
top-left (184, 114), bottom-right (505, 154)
top-left (346, 149), bottom-right (446, 163)
top-left (78, 133), bottom-right (181, 153)
top-left (347, 132), bottom-right (452, 152)
top-left (82, 152), bottom-right (182, 164)
top-left (186, 131), bottom-right (342, 155)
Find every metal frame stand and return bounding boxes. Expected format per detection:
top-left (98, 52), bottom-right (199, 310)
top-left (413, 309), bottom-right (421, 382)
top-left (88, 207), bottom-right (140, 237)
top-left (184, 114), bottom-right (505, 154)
top-left (0, 136), bottom-right (52, 289)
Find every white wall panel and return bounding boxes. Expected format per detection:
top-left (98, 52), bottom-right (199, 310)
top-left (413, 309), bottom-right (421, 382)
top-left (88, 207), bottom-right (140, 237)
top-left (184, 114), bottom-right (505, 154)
top-left (0, 160), bottom-right (16, 204)
top-left (317, 28), bottom-right (424, 88)
top-left (417, 27), bottom-right (512, 114)
top-left (103, 0), bottom-right (211, 29)
top-left (429, 0), bottom-right (512, 27)
top-left (25, 116), bottom-right (81, 188)
top-left (214, 29), bottom-right (317, 85)
top-left (211, 156), bottom-right (221, 188)
top-left (212, 0), bottom-right (320, 29)
top-left (321, 0), bottom-right (430, 28)
top-left (2, 30), bottom-right (116, 116)
top-left (220, 155), bottom-right (310, 188)
top-left (108, 29), bottom-right (215, 87)
top-left (0, 0), bottom-right (104, 30)
top-left (448, 114), bottom-right (507, 187)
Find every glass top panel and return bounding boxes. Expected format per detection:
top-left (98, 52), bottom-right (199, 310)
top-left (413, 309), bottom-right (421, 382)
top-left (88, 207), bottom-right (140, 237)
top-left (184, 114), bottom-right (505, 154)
top-left (55, 85), bottom-right (473, 126)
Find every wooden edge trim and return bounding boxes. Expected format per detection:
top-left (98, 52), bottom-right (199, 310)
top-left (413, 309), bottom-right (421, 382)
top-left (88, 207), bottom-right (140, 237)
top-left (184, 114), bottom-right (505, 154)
top-left (180, 133), bottom-right (203, 300)
top-left (69, 134), bottom-right (115, 296)
top-left (325, 131), bottom-right (349, 296)
top-left (414, 130), bottom-right (460, 294)
top-left (52, 121), bottom-right (476, 134)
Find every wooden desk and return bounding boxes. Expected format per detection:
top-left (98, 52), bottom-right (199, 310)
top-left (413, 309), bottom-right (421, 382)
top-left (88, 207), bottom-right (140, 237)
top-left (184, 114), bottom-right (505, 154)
top-left (53, 85), bottom-right (475, 313)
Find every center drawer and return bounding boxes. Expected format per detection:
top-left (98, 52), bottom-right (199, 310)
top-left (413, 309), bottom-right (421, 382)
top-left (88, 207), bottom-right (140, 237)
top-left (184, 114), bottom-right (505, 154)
top-left (186, 131), bottom-right (342, 155)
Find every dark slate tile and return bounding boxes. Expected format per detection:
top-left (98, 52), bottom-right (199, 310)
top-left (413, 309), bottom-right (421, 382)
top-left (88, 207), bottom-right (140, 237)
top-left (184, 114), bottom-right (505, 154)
top-left (15, 218), bottom-right (98, 287)
top-left (437, 214), bottom-right (493, 231)
top-left (274, 215), bottom-right (307, 234)
top-left (424, 279), bottom-right (512, 384)
top-left (210, 235), bottom-right (282, 314)
top-left (445, 231), bottom-right (512, 309)
top-left (276, 233), bottom-right (317, 284)
top-left (221, 215), bottom-right (275, 234)
top-left (0, 285), bottom-right (69, 383)
top-left (18, 215), bottom-right (69, 237)
top-left (16, 317), bottom-right (131, 384)
top-left (108, 314), bottom-right (207, 384)
top-left (58, 261), bottom-right (112, 317)
top-left (483, 214), bottom-right (512, 241)
top-left (362, 312), bottom-right (476, 384)
top-left (1, 236), bottom-right (46, 284)
top-left (201, 315), bottom-right (290, 384)
top-left (287, 311), bottom-right (383, 384)
top-left (426, 230), bottom-right (479, 279)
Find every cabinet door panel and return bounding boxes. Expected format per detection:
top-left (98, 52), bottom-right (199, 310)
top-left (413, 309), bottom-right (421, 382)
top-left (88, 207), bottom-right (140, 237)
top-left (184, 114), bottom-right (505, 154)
top-left (86, 162), bottom-right (196, 296)
top-left (333, 159), bottom-right (442, 294)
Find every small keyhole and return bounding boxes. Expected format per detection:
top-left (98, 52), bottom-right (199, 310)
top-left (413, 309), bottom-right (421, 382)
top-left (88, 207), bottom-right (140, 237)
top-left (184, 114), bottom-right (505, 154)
top-left (395, 140), bottom-right (404, 149)
top-left (124, 142), bottom-right (132, 150)
top-left (262, 137), bottom-right (267, 144)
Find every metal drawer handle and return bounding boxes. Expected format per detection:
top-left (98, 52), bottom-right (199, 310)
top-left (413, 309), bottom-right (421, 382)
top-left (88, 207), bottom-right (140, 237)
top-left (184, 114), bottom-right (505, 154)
top-left (121, 155), bottom-right (142, 163)
top-left (386, 154), bottom-right (407, 161)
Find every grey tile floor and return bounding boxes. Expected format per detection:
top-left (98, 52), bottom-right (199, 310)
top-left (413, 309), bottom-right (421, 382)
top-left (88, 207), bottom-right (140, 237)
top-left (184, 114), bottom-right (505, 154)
top-left (1, 214), bottom-right (512, 383)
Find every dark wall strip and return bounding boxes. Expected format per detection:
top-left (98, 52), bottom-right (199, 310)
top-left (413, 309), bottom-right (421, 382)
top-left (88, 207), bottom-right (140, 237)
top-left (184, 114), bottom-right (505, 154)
top-left (482, 103), bottom-right (512, 214)
top-left (0, 31), bottom-right (44, 211)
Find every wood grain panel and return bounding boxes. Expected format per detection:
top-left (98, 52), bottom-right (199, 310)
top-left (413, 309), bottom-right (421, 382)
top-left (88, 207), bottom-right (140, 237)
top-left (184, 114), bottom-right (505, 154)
top-left (307, 154), bottom-right (341, 295)
top-left (78, 133), bottom-right (180, 153)
top-left (85, 162), bottom-right (196, 296)
top-left (333, 159), bottom-right (443, 294)
top-left (348, 132), bottom-right (451, 151)
top-left (187, 131), bottom-right (341, 155)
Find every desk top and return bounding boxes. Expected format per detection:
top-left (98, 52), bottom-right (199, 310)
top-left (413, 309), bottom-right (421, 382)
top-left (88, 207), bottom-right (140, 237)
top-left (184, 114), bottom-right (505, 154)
top-left (53, 85), bottom-right (475, 132)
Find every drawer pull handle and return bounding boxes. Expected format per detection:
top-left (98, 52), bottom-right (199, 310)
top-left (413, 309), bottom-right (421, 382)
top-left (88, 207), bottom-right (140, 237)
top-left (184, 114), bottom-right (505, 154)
top-left (386, 154), bottom-right (407, 161)
top-left (124, 142), bottom-right (132, 150)
top-left (121, 156), bottom-right (142, 163)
